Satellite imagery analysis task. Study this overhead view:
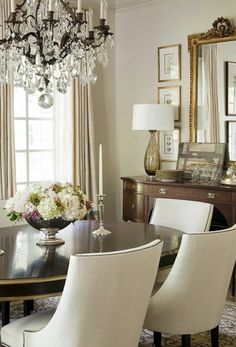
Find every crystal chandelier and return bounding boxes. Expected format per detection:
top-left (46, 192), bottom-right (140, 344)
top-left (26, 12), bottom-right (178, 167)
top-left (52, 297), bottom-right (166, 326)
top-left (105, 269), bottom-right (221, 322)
top-left (0, 0), bottom-right (114, 108)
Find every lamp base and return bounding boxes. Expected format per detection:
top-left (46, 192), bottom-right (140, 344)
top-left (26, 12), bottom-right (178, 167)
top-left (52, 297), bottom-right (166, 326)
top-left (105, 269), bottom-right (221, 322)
top-left (144, 130), bottom-right (160, 176)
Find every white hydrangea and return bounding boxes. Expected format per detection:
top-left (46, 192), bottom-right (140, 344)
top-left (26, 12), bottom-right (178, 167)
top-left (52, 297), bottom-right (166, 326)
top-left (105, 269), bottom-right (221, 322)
top-left (37, 198), bottom-right (61, 220)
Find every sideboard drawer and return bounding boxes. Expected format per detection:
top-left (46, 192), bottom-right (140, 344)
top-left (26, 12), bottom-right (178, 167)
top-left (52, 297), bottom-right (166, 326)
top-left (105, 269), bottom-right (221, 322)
top-left (149, 185), bottom-right (231, 203)
top-left (193, 189), bottom-right (232, 203)
top-left (150, 185), bottom-right (194, 199)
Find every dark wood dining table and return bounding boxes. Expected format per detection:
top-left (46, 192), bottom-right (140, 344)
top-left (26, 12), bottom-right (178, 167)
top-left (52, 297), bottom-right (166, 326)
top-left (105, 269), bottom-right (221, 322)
top-left (0, 220), bottom-right (183, 325)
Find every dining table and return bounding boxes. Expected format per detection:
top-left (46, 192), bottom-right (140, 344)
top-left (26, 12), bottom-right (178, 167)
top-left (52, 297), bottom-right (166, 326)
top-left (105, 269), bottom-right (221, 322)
top-left (0, 220), bottom-right (183, 326)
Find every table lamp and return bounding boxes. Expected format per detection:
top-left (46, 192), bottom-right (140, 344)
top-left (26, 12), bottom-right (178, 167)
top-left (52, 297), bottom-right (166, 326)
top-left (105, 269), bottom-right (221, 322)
top-left (132, 104), bottom-right (174, 179)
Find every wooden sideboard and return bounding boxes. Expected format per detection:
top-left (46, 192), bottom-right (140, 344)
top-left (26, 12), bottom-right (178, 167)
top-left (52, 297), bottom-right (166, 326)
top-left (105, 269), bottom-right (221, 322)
top-left (121, 176), bottom-right (236, 229)
top-left (121, 176), bottom-right (236, 296)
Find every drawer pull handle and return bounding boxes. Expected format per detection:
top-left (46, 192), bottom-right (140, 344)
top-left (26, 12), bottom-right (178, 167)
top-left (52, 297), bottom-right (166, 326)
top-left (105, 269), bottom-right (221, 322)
top-left (132, 185), bottom-right (136, 189)
top-left (131, 203), bottom-right (135, 210)
top-left (207, 193), bottom-right (215, 199)
top-left (159, 188), bottom-right (167, 195)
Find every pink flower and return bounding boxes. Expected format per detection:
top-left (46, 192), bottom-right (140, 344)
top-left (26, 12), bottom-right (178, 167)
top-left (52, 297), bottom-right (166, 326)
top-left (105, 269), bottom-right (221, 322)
top-left (30, 210), bottom-right (41, 220)
top-left (22, 211), bottom-right (30, 218)
top-left (86, 200), bottom-right (92, 210)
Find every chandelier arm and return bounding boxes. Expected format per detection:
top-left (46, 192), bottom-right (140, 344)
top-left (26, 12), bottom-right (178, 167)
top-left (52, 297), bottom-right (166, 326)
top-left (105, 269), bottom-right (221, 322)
top-left (16, 0), bottom-right (28, 11)
top-left (35, 0), bottom-right (42, 26)
top-left (60, 0), bottom-right (77, 21)
top-left (59, 31), bottom-right (75, 59)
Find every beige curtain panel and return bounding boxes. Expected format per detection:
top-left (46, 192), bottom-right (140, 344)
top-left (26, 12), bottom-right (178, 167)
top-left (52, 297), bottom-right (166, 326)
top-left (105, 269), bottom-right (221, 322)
top-left (0, 1), bottom-right (16, 199)
top-left (73, 81), bottom-right (97, 203)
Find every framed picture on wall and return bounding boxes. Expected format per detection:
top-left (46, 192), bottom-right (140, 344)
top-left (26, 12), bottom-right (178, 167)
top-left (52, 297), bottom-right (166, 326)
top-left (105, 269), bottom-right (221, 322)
top-left (158, 86), bottom-right (181, 121)
top-left (227, 121), bottom-right (236, 160)
top-left (158, 44), bottom-right (181, 82)
top-left (159, 127), bottom-right (180, 161)
top-left (226, 61), bottom-right (236, 115)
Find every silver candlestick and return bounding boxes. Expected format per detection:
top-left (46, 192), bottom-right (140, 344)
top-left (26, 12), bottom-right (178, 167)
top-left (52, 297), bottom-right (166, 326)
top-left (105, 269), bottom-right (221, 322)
top-left (93, 194), bottom-right (111, 237)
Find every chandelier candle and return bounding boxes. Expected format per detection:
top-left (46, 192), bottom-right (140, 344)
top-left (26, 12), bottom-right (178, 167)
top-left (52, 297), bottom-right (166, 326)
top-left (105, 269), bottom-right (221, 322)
top-left (77, 0), bottom-right (82, 12)
top-left (0, 0), bottom-right (114, 108)
top-left (103, 1), bottom-right (108, 21)
top-left (48, 0), bottom-right (53, 11)
top-left (10, 0), bottom-right (15, 13)
top-left (100, 0), bottom-right (104, 19)
top-left (88, 8), bottom-right (93, 32)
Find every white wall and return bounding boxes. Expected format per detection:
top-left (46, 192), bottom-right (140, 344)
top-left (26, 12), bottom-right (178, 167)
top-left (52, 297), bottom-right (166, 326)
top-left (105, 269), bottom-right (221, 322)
top-left (92, 0), bottom-right (236, 221)
top-left (93, 8), bottom-right (116, 221)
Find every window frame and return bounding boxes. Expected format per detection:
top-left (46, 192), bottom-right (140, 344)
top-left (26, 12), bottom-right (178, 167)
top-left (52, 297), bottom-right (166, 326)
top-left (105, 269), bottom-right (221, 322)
top-left (14, 88), bottom-right (56, 188)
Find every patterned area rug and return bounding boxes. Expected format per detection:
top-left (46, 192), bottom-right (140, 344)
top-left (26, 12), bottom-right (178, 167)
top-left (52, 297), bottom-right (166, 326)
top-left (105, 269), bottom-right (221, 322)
top-left (139, 300), bottom-right (236, 346)
top-left (2, 297), bottom-right (236, 346)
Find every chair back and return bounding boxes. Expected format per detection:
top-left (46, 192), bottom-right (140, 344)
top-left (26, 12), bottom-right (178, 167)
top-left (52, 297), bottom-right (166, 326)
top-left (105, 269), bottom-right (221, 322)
top-left (24, 239), bottom-right (163, 347)
top-left (145, 226), bottom-right (236, 334)
top-left (149, 198), bottom-right (213, 233)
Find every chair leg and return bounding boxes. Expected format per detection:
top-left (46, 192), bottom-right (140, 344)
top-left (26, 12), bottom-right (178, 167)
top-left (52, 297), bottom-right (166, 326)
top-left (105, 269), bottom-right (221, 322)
top-left (211, 326), bottom-right (219, 347)
top-left (182, 334), bottom-right (191, 347)
top-left (1, 301), bottom-right (10, 326)
top-left (23, 300), bottom-right (34, 316)
top-left (153, 331), bottom-right (162, 347)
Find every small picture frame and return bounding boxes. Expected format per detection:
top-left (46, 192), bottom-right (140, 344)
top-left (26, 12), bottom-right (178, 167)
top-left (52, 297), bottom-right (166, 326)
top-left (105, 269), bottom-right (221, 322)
top-left (227, 121), bottom-right (236, 160)
top-left (158, 44), bottom-right (181, 82)
top-left (159, 128), bottom-right (180, 161)
top-left (226, 62), bottom-right (236, 115)
top-left (177, 142), bottom-right (227, 181)
top-left (158, 86), bottom-right (181, 121)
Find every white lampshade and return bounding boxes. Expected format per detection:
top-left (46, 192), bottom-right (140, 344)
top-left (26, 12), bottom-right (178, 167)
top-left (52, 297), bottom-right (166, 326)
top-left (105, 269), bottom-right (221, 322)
top-left (132, 104), bottom-right (174, 131)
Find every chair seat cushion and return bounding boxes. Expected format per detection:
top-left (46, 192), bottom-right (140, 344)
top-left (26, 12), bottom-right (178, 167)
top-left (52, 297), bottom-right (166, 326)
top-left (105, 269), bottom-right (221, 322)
top-left (1, 310), bottom-right (55, 347)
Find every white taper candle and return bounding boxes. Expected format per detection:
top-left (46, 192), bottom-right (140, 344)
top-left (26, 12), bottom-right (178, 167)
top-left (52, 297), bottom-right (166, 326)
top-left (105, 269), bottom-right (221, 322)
top-left (49, 0), bottom-right (53, 11)
top-left (100, 0), bottom-right (104, 19)
top-left (11, 0), bottom-right (15, 12)
top-left (99, 144), bottom-right (103, 195)
top-left (77, 0), bottom-right (82, 13)
top-left (103, 1), bottom-right (108, 21)
top-left (88, 8), bottom-right (93, 31)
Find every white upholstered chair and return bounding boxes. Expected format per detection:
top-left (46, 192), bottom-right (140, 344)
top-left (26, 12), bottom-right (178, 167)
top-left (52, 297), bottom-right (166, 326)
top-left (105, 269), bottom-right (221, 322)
top-left (149, 198), bottom-right (214, 289)
top-left (149, 198), bottom-right (214, 233)
top-left (1, 239), bottom-right (163, 347)
top-left (144, 226), bottom-right (236, 347)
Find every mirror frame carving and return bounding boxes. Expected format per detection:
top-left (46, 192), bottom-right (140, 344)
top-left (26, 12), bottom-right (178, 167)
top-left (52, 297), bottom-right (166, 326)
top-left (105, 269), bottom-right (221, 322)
top-left (188, 17), bottom-right (236, 142)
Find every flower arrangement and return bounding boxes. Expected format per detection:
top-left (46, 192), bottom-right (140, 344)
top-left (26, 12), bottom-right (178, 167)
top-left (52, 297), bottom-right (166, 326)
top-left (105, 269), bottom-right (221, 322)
top-left (5, 182), bottom-right (92, 223)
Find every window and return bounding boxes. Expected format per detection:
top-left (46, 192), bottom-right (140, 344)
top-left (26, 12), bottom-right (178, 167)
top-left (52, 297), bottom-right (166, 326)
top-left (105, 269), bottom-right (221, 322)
top-left (14, 87), bottom-right (55, 191)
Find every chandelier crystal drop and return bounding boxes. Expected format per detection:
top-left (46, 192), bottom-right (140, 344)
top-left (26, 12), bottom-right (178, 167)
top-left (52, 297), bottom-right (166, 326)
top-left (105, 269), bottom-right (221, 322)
top-left (0, 0), bottom-right (114, 108)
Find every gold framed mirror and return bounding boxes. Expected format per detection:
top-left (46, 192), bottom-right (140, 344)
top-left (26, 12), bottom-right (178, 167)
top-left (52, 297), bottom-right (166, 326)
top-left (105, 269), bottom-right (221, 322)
top-left (188, 17), bottom-right (236, 160)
